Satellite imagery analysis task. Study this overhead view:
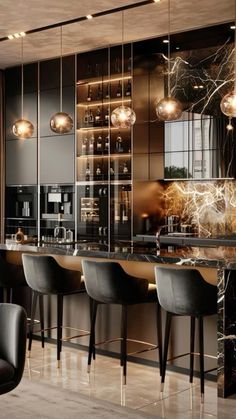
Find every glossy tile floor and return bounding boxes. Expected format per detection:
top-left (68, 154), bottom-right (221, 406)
top-left (24, 340), bottom-right (236, 419)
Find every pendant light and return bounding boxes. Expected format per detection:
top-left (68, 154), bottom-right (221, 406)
top-left (111, 11), bottom-right (136, 128)
top-left (220, 0), bottom-right (236, 129)
top-left (155, 0), bottom-right (182, 121)
top-left (12, 37), bottom-right (34, 139)
top-left (50, 26), bottom-right (73, 134)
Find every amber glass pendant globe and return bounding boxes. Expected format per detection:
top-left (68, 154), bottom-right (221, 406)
top-left (220, 92), bottom-right (236, 117)
top-left (50, 112), bottom-right (73, 134)
top-left (111, 105), bottom-right (136, 128)
top-left (13, 119), bottom-right (34, 139)
top-left (156, 96), bottom-right (182, 121)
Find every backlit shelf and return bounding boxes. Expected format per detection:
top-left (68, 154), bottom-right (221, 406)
top-left (77, 154), bottom-right (131, 159)
top-left (77, 74), bottom-right (131, 86)
top-left (77, 98), bottom-right (131, 108)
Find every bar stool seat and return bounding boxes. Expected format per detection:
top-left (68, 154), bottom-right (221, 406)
top-left (22, 254), bottom-right (86, 365)
top-left (82, 260), bottom-right (162, 384)
top-left (154, 266), bottom-right (217, 402)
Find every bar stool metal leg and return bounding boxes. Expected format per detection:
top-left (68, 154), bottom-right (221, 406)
top-left (156, 302), bottom-right (163, 377)
top-left (89, 297), bottom-right (96, 360)
top-left (28, 291), bottom-right (38, 355)
top-left (161, 311), bottom-right (172, 391)
top-left (190, 316), bottom-right (195, 384)
top-left (57, 295), bottom-right (63, 366)
top-left (121, 304), bottom-right (128, 385)
top-left (88, 299), bottom-right (98, 373)
top-left (39, 295), bottom-right (45, 349)
top-left (198, 316), bottom-right (204, 402)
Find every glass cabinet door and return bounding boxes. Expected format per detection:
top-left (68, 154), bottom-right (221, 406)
top-left (76, 43), bottom-right (133, 246)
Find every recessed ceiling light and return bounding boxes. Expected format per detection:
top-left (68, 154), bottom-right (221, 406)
top-left (14, 33), bottom-right (20, 38)
top-left (20, 32), bottom-right (26, 37)
top-left (8, 35), bottom-right (14, 40)
top-left (86, 14), bottom-right (93, 20)
top-left (163, 39), bottom-right (169, 44)
top-left (154, 0), bottom-right (161, 3)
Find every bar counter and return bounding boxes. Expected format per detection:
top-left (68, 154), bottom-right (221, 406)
top-left (1, 241), bottom-right (236, 398)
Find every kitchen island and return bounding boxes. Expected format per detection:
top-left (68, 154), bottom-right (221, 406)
top-left (1, 241), bottom-right (235, 398)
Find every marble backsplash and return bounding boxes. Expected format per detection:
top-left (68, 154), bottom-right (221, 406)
top-left (161, 180), bottom-right (236, 237)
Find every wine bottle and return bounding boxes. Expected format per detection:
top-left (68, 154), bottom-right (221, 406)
top-left (116, 133), bottom-right (123, 153)
top-left (110, 163), bottom-right (115, 177)
top-left (96, 135), bottom-right (103, 154)
top-left (105, 83), bottom-right (110, 99)
top-left (114, 203), bottom-right (120, 222)
top-left (96, 163), bottom-right (102, 177)
top-left (104, 107), bottom-right (109, 125)
top-left (85, 161), bottom-right (91, 181)
top-left (87, 85), bottom-right (92, 101)
top-left (121, 202), bottom-right (129, 222)
top-left (104, 135), bottom-right (109, 152)
top-left (82, 137), bottom-right (88, 155)
top-left (116, 80), bottom-right (122, 98)
top-left (95, 106), bottom-right (102, 126)
top-left (89, 109), bottom-right (94, 125)
top-left (97, 84), bottom-right (102, 100)
top-left (84, 108), bottom-right (89, 125)
top-left (125, 80), bottom-right (131, 96)
top-left (123, 162), bottom-right (129, 174)
top-left (89, 135), bottom-right (95, 154)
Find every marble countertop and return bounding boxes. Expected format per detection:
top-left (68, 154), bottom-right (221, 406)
top-left (2, 241), bottom-right (236, 269)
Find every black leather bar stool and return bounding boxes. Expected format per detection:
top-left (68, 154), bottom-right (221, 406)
top-left (0, 303), bottom-right (27, 395)
top-left (0, 254), bottom-right (26, 303)
top-left (154, 266), bottom-right (217, 401)
top-left (82, 260), bottom-right (162, 384)
top-left (22, 254), bottom-right (86, 366)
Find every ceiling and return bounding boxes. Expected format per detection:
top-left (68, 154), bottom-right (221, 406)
top-left (0, 0), bottom-right (233, 69)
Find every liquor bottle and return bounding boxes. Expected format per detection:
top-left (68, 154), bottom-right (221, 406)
top-left (89, 135), bottom-right (95, 154)
top-left (110, 163), bottom-right (115, 177)
top-left (81, 137), bottom-right (88, 155)
top-left (96, 135), bottom-right (103, 154)
top-left (121, 202), bottom-right (129, 223)
top-left (87, 85), bottom-right (92, 101)
top-left (122, 162), bottom-right (129, 175)
top-left (85, 161), bottom-right (91, 181)
top-left (104, 135), bottom-right (109, 153)
top-left (97, 84), bottom-right (102, 100)
top-left (125, 80), bottom-right (131, 96)
top-left (105, 83), bottom-right (110, 99)
top-left (95, 106), bottom-right (102, 126)
top-left (116, 80), bottom-right (122, 98)
top-left (89, 109), bottom-right (94, 125)
top-left (84, 108), bottom-right (89, 125)
top-left (104, 107), bottom-right (109, 125)
top-left (114, 203), bottom-right (120, 222)
top-left (116, 132), bottom-right (123, 153)
top-left (96, 163), bottom-right (102, 177)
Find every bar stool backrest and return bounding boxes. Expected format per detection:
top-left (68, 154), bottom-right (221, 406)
top-left (22, 254), bottom-right (81, 295)
top-left (154, 267), bottom-right (217, 317)
top-left (82, 260), bottom-right (149, 304)
top-left (0, 303), bottom-right (27, 395)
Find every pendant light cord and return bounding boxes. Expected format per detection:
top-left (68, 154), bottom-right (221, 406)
top-left (122, 10), bottom-right (124, 106)
top-left (21, 37), bottom-right (24, 119)
top-left (60, 26), bottom-right (63, 112)
top-left (167, 0), bottom-right (171, 97)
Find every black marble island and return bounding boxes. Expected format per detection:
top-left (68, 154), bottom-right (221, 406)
top-left (2, 241), bottom-right (236, 398)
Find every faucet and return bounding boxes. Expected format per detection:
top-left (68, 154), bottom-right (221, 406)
top-left (156, 220), bottom-right (180, 250)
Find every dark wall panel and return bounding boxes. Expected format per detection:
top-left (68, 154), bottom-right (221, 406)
top-left (6, 138), bottom-right (37, 185)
